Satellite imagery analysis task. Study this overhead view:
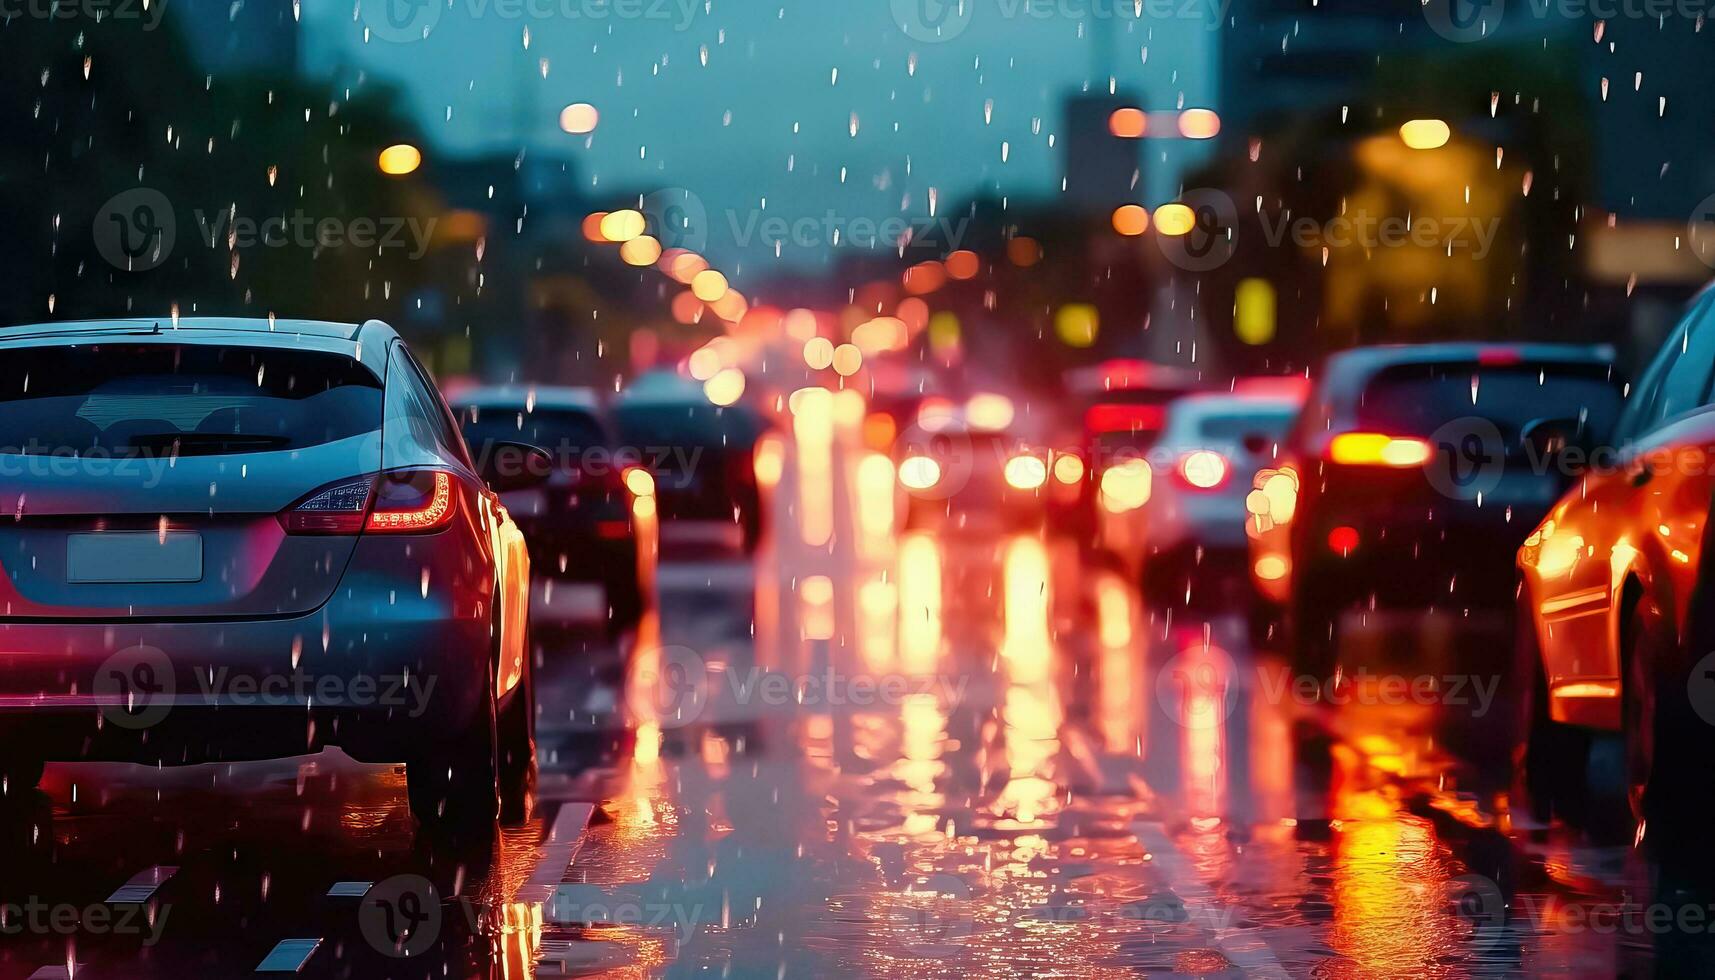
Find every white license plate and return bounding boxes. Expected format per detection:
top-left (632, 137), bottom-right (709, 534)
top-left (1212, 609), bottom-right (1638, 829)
top-left (67, 532), bottom-right (203, 584)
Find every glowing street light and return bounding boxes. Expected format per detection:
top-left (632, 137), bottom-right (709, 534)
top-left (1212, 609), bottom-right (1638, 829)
top-left (1399, 119), bottom-right (1452, 150)
top-left (559, 102), bottom-right (599, 134)
top-left (378, 144), bottom-right (422, 176)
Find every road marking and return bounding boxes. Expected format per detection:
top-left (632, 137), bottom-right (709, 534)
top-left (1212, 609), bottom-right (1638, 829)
top-left (105, 865), bottom-right (178, 904)
top-left (1131, 821), bottom-right (1290, 980)
top-left (255, 938), bottom-right (322, 973)
top-left (325, 881), bottom-right (373, 898)
top-left (515, 802), bottom-right (595, 907)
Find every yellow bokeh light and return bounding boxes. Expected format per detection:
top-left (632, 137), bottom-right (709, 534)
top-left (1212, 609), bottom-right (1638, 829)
top-left (599, 209), bottom-right (646, 243)
top-left (1399, 118), bottom-right (1451, 150)
top-left (703, 368), bottom-right (746, 407)
top-left (1153, 204), bottom-right (1195, 236)
top-left (831, 343), bottom-right (863, 376)
top-left (691, 269), bottom-right (729, 302)
top-left (1234, 277), bottom-right (1277, 345)
top-left (378, 144), bottom-right (422, 176)
top-left (1055, 304), bottom-right (1099, 348)
top-left (1178, 108), bottom-right (1221, 139)
top-left (803, 337), bottom-right (835, 370)
top-left (620, 235), bottom-right (662, 266)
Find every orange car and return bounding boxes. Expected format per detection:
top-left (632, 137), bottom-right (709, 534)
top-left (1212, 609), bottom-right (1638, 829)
top-left (1516, 287), bottom-right (1715, 841)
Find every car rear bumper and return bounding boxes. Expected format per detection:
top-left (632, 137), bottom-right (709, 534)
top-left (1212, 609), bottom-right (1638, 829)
top-left (0, 589), bottom-right (491, 766)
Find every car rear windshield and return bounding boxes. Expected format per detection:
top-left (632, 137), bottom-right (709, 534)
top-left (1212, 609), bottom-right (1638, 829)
top-left (0, 344), bottom-right (383, 457)
top-left (1357, 363), bottom-right (1622, 443)
top-left (459, 407), bottom-right (609, 457)
top-left (1197, 410), bottom-right (1297, 442)
top-left (615, 402), bottom-right (762, 450)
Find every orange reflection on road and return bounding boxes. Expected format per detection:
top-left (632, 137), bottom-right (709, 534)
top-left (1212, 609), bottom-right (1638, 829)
top-left (1329, 750), bottom-right (1463, 976)
top-left (1002, 535), bottom-right (1052, 685)
top-left (1093, 572), bottom-right (1144, 756)
top-left (897, 532), bottom-right (943, 673)
top-left (792, 386), bottom-right (835, 548)
top-left (998, 534), bottom-right (1062, 825)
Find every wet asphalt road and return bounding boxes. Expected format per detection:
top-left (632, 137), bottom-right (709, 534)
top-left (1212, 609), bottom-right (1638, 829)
top-left (1, 405), bottom-right (1712, 979)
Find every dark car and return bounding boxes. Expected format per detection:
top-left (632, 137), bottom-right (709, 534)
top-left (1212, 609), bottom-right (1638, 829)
top-left (614, 372), bottom-right (766, 552)
top-left (0, 318), bottom-right (542, 832)
top-left (452, 386), bottom-right (648, 633)
top-left (1268, 343), bottom-right (1623, 669)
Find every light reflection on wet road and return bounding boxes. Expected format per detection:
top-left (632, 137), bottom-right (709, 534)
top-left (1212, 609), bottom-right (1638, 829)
top-left (0, 402), bottom-right (1708, 978)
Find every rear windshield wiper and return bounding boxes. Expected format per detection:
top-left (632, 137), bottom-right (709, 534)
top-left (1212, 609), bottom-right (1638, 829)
top-left (125, 432), bottom-right (292, 456)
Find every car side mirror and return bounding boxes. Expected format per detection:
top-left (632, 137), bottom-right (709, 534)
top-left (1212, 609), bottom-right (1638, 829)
top-left (478, 441), bottom-right (554, 493)
top-left (1521, 417), bottom-right (1591, 468)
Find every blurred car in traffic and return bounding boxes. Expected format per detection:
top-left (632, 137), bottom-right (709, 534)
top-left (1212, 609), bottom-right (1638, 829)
top-left (1515, 290), bottom-right (1715, 842)
top-left (1255, 343), bottom-right (1623, 670)
top-left (452, 386), bottom-right (649, 634)
top-left (1061, 360), bottom-right (1207, 553)
top-left (614, 371), bottom-right (767, 553)
top-left (0, 318), bottom-right (541, 832)
top-left (1125, 388), bottom-right (1304, 607)
top-left (893, 394), bottom-right (1055, 531)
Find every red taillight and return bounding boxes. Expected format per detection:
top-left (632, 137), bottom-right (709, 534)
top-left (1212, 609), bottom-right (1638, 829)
top-left (279, 470), bottom-right (458, 536)
top-left (367, 470), bottom-right (457, 534)
top-left (280, 477), bottom-right (374, 534)
top-left (1177, 450), bottom-right (1229, 490)
top-left (1328, 525), bottom-right (1360, 555)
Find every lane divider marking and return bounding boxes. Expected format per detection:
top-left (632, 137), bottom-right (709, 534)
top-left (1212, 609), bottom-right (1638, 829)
top-left (1132, 821), bottom-right (1290, 980)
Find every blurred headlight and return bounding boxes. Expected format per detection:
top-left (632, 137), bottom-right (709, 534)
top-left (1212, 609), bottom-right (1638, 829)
top-left (1099, 459), bottom-right (1152, 512)
top-left (899, 455), bottom-right (942, 491)
top-left (1004, 455), bottom-right (1048, 491)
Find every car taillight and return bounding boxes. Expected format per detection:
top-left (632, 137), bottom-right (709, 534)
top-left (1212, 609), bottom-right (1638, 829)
top-left (1177, 450), bottom-right (1229, 489)
top-left (281, 476), bottom-right (375, 534)
top-left (367, 470), bottom-right (457, 533)
top-left (1327, 432), bottom-right (1433, 467)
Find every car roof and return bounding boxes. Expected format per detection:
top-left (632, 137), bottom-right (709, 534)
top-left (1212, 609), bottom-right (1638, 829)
top-left (449, 385), bottom-right (604, 414)
top-left (0, 317), bottom-right (398, 375)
